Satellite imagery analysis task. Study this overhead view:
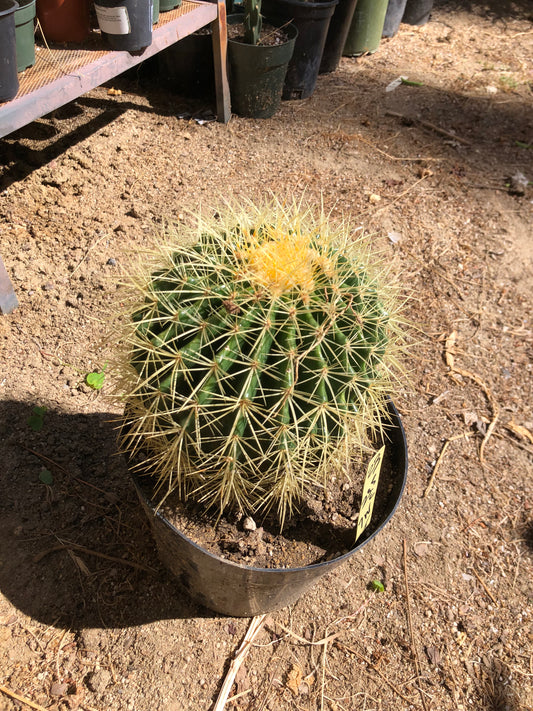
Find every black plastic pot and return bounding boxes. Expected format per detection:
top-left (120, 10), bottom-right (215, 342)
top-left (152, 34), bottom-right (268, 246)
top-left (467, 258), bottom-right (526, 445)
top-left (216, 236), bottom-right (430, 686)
top-left (319, 0), bottom-right (358, 74)
top-left (402, 0), bottom-right (432, 25)
top-left (227, 15), bottom-right (297, 119)
top-left (95, 0), bottom-right (152, 51)
top-left (130, 399), bottom-right (408, 617)
top-left (0, 0), bottom-right (19, 102)
top-left (158, 29), bottom-right (214, 99)
top-left (262, 0), bottom-right (338, 99)
top-left (382, 0), bottom-right (407, 37)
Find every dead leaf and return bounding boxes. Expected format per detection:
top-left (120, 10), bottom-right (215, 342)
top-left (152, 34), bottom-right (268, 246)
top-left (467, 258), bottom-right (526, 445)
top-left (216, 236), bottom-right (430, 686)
top-left (413, 542), bottom-right (429, 556)
top-left (425, 645), bottom-right (442, 666)
top-left (285, 664), bottom-right (303, 696)
top-left (50, 681), bottom-right (69, 696)
top-left (107, 88), bottom-right (122, 96)
top-left (506, 420), bottom-right (533, 444)
top-left (445, 330), bottom-right (457, 368)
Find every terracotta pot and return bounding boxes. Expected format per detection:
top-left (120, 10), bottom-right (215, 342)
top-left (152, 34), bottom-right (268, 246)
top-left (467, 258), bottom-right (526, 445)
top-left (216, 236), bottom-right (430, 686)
top-left (37, 0), bottom-right (90, 43)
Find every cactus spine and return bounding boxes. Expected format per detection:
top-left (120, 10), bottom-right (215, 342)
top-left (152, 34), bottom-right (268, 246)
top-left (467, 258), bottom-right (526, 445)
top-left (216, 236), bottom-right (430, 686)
top-left (116, 199), bottom-right (404, 525)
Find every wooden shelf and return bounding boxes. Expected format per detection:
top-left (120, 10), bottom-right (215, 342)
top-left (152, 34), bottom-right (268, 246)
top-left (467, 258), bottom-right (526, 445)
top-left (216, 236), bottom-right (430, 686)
top-left (0, 0), bottom-right (230, 140)
top-left (0, 0), bottom-right (230, 314)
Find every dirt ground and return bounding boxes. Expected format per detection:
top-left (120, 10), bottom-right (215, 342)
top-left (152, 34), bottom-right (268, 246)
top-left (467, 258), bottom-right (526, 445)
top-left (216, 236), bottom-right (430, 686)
top-left (1, 0), bottom-right (532, 709)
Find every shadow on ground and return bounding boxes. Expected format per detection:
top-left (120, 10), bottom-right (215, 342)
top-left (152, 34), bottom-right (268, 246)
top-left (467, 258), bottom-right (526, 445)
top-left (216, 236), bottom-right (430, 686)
top-left (0, 399), bottom-right (215, 629)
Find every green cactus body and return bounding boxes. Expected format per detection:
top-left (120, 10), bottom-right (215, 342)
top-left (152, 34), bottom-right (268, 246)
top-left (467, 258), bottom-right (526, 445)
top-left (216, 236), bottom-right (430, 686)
top-left (117, 202), bottom-right (403, 524)
top-left (243, 0), bottom-right (262, 45)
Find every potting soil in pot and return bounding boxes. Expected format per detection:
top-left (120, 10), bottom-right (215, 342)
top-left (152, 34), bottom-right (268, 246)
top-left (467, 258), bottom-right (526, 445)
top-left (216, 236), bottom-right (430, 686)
top-left (133, 437), bottom-right (397, 569)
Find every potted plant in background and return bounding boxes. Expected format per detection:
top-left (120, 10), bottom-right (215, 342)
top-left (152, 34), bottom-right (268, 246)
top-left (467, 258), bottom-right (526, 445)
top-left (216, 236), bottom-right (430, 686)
top-left (226, 0), bottom-right (297, 118)
top-left (261, 0), bottom-right (338, 98)
top-left (109, 197), bottom-right (409, 616)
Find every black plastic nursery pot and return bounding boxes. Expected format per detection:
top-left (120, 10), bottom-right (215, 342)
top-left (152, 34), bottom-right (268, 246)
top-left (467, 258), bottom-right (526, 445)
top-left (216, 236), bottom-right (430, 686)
top-left (319, 0), bottom-right (358, 74)
top-left (343, 0), bottom-right (388, 56)
top-left (129, 399), bottom-right (408, 617)
top-left (262, 0), bottom-right (337, 99)
top-left (15, 0), bottom-right (35, 72)
top-left (402, 0), bottom-right (433, 26)
top-left (0, 0), bottom-right (19, 102)
top-left (227, 15), bottom-right (297, 119)
top-left (158, 29), bottom-right (214, 99)
top-left (95, 0), bottom-right (152, 51)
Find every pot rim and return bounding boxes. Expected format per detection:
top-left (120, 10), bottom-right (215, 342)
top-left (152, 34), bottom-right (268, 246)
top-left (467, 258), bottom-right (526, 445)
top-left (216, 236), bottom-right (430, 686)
top-left (129, 397), bottom-right (408, 575)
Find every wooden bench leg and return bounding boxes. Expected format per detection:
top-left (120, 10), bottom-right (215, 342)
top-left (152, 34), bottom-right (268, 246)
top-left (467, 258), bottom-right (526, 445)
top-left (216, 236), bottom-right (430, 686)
top-left (212, 0), bottom-right (231, 123)
top-left (0, 255), bottom-right (19, 315)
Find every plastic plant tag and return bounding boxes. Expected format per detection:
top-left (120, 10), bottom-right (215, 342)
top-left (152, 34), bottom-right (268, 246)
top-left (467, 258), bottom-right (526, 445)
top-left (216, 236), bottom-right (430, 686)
top-left (356, 445), bottom-right (385, 542)
top-left (94, 5), bottom-right (131, 34)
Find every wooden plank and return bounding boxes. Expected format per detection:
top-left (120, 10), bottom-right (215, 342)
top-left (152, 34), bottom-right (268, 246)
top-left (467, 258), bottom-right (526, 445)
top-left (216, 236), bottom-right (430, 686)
top-left (212, 0), bottom-right (231, 123)
top-left (0, 1), bottom-right (227, 139)
top-left (0, 255), bottom-right (19, 315)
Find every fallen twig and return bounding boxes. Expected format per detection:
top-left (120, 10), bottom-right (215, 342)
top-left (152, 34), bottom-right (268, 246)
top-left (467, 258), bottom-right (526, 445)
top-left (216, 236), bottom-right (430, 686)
top-left (274, 621), bottom-right (341, 647)
top-left (213, 614), bottom-right (268, 711)
top-left (450, 366), bottom-right (500, 465)
top-left (471, 567), bottom-right (498, 605)
top-left (424, 433), bottom-right (469, 497)
top-left (33, 541), bottom-right (156, 573)
top-left (333, 641), bottom-right (417, 705)
top-left (403, 540), bottom-right (430, 711)
top-left (0, 684), bottom-right (49, 711)
top-left (386, 110), bottom-right (471, 145)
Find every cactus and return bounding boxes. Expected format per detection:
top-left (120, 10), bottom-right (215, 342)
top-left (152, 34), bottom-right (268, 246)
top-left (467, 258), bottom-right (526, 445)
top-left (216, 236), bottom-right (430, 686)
top-left (114, 199), bottom-right (405, 526)
top-left (243, 0), bottom-right (262, 45)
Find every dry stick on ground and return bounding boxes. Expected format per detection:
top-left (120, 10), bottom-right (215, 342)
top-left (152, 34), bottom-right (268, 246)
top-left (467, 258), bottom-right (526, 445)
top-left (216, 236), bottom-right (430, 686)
top-left (385, 110), bottom-right (472, 145)
top-left (403, 540), bottom-right (431, 711)
top-left (471, 567), bottom-right (498, 605)
top-left (213, 614), bottom-right (269, 711)
top-left (450, 366), bottom-right (500, 466)
top-left (33, 541), bottom-right (156, 573)
top-left (333, 641), bottom-right (418, 706)
top-left (443, 332), bottom-right (500, 467)
top-left (0, 684), bottom-right (49, 711)
top-left (424, 433), bottom-right (470, 498)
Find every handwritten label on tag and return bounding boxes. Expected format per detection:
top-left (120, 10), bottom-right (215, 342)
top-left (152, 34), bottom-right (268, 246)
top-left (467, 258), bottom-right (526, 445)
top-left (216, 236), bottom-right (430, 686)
top-left (356, 445), bottom-right (385, 542)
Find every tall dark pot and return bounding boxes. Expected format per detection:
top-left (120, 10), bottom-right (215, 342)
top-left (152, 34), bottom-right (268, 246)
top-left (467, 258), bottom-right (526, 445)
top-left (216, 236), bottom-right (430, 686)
top-left (227, 15), bottom-right (297, 118)
top-left (158, 29), bottom-right (214, 99)
top-left (128, 399), bottom-right (408, 617)
top-left (402, 0), bottom-right (433, 25)
top-left (262, 0), bottom-right (338, 99)
top-left (382, 0), bottom-right (407, 37)
top-left (95, 0), bottom-right (153, 51)
top-left (0, 0), bottom-right (19, 102)
top-left (319, 0), bottom-right (358, 73)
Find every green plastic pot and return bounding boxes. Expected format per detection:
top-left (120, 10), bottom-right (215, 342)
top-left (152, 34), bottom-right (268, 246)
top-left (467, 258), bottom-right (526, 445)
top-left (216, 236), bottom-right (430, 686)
top-left (343, 0), bottom-right (387, 56)
top-left (227, 15), bottom-right (297, 119)
top-left (152, 0), bottom-right (159, 23)
top-left (0, 0), bottom-right (19, 102)
top-left (159, 0), bottom-right (180, 11)
top-left (15, 0), bottom-right (35, 72)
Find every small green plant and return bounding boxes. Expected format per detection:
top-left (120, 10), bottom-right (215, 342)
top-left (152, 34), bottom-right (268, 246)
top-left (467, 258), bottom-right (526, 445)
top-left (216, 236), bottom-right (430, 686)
top-left (112, 198), bottom-right (406, 525)
top-left (369, 579), bottom-right (385, 593)
top-left (28, 405), bottom-right (47, 432)
top-left (85, 363), bottom-right (107, 390)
